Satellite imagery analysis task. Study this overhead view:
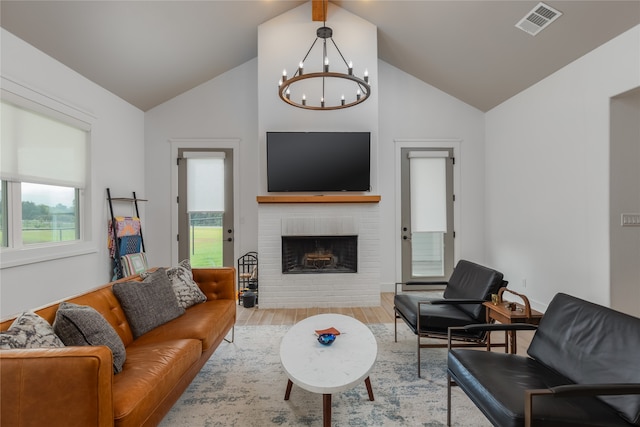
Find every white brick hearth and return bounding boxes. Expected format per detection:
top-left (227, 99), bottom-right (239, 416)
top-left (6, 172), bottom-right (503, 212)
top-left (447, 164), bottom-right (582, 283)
top-left (257, 203), bottom-right (381, 308)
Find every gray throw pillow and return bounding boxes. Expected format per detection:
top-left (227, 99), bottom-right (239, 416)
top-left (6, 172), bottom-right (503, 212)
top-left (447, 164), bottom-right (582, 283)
top-left (0, 311), bottom-right (65, 349)
top-left (113, 268), bottom-right (185, 339)
top-left (166, 259), bottom-right (207, 309)
top-left (53, 302), bottom-right (126, 374)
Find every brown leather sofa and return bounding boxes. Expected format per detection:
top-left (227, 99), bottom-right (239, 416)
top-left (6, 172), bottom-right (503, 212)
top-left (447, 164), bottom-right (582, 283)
top-left (0, 267), bottom-right (236, 427)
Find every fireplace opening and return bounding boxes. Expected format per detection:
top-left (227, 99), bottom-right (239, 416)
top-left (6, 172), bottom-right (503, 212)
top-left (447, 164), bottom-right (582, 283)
top-left (282, 235), bottom-right (357, 274)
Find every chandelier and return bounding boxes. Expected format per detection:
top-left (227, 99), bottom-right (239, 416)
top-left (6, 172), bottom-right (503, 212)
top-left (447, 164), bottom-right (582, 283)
top-left (277, 3), bottom-right (371, 111)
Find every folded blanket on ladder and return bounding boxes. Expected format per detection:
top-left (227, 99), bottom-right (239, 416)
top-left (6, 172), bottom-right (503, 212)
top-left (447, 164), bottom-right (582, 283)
top-left (108, 216), bottom-right (141, 257)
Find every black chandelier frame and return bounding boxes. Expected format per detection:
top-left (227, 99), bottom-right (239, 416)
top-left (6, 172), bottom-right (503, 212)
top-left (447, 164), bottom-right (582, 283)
top-left (278, 25), bottom-right (371, 111)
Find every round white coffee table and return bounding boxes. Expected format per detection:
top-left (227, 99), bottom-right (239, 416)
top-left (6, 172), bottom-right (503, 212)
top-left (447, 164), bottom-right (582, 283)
top-left (280, 313), bottom-right (377, 427)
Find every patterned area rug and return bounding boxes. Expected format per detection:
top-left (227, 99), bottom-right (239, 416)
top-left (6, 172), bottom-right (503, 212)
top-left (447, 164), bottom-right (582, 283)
top-left (159, 323), bottom-right (490, 426)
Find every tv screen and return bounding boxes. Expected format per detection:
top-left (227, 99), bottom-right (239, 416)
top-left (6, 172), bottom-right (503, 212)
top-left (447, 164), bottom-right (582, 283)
top-left (266, 132), bottom-right (371, 192)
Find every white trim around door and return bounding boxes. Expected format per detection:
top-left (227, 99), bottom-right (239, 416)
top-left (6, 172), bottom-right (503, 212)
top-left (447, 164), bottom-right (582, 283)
top-left (394, 138), bottom-right (462, 285)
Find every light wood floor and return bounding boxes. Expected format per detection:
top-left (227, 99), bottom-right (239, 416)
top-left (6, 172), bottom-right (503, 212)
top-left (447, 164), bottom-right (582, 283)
top-left (236, 292), bottom-right (396, 326)
top-left (235, 292), bottom-right (533, 353)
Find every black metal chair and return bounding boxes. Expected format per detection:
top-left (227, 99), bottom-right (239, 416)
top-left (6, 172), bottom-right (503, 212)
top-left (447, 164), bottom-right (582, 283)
top-left (394, 259), bottom-right (508, 377)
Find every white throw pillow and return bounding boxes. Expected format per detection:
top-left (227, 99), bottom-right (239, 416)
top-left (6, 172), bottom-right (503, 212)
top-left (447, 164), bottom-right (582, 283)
top-left (167, 260), bottom-right (207, 309)
top-left (0, 311), bottom-right (65, 349)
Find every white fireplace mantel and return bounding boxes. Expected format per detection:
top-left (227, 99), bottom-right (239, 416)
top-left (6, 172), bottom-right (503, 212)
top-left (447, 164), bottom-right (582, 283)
top-left (257, 202), bottom-right (381, 308)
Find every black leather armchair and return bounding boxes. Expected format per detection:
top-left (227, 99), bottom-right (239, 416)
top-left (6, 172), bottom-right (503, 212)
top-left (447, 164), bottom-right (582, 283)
top-left (394, 259), bottom-right (507, 377)
top-left (447, 293), bottom-right (640, 426)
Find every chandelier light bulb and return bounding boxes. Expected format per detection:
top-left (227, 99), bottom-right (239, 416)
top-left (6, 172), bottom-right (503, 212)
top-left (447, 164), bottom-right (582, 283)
top-left (277, 22), bottom-right (371, 110)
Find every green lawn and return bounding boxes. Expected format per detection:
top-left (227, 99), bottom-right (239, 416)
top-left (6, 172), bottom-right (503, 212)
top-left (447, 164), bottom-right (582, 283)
top-left (22, 229), bottom-right (77, 244)
top-left (189, 226), bottom-right (223, 268)
top-left (9, 226), bottom-right (223, 268)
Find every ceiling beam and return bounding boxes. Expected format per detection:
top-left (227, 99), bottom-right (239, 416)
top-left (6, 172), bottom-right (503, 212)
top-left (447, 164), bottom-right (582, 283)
top-left (312, 0), bottom-right (327, 21)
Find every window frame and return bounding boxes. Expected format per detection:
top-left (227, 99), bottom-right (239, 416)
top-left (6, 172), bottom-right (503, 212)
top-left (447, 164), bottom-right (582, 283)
top-left (13, 182), bottom-right (81, 246)
top-left (0, 180), bottom-right (7, 247)
top-left (0, 78), bottom-right (96, 269)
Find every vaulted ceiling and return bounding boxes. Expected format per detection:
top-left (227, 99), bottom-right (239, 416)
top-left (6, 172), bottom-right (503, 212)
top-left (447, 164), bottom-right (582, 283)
top-left (2, 1), bottom-right (638, 112)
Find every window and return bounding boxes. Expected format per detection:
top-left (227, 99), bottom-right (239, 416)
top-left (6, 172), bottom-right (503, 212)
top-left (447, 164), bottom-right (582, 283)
top-left (1, 90), bottom-right (92, 267)
top-left (0, 181), bottom-right (6, 247)
top-left (21, 183), bottom-right (79, 244)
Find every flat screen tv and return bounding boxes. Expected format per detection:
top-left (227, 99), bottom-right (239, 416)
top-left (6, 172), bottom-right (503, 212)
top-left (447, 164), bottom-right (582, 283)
top-left (266, 132), bottom-right (371, 192)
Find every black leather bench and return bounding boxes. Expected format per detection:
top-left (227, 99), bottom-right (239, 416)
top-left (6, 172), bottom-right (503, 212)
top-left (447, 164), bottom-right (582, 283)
top-left (447, 293), bottom-right (640, 426)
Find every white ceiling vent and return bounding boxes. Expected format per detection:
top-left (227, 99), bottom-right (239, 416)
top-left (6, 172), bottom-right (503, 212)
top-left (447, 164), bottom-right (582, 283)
top-left (515, 2), bottom-right (562, 36)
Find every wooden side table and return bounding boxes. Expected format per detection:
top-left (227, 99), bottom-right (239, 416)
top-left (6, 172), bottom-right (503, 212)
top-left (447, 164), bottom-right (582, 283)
top-left (484, 288), bottom-right (543, 354)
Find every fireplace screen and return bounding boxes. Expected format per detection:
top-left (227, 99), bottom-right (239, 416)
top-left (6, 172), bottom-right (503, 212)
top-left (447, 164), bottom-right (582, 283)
top-left (282, 235), bottom-right (357, 274)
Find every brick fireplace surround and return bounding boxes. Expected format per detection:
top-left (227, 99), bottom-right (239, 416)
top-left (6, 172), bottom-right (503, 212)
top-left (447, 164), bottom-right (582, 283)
top-left (257, 196), bottom-right (381, 308)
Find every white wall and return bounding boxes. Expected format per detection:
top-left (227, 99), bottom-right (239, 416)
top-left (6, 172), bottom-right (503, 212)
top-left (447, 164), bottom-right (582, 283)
top-left (485, 25), bottom-right (640, 311)
top-left (377, 61), bottom-right (487, 288)
top-left (256, 3), bottom-right (383, 303)
top-left (257, 2), bottom-right (379, 174)
top-left (256, 2), bottom-right (488, 292)
top-left (610, 87), bottom-right (640, 317)
top-left (143, 2), bottom-right (488, 294)
top-left (0, 29), bottom-right (145, 318)
top-left (6, 9), bottom-right (635, 316)
top-left (144, 59), bottom-right (260, 267)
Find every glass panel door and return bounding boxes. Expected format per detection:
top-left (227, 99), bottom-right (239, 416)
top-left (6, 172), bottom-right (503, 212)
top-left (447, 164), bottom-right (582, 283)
top-left (401, 148), bottom-right (454, 288)
top-left (178, 149), bottom-right (233, 267)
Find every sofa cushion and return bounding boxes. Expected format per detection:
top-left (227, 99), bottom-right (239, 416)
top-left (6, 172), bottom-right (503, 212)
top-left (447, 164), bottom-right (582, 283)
top-left (112, 338), bottom-right (201, 426)
top-left (113, 268), bottom-right (185, 339)
top-left (53, 302), bottom-right (126, 374)
top-left (142, 260), bottom-right (207, 309)
top-left (134, 299), bottom-right (236, 351)
top-left (0, 311), bottom-right (65, 349)
top-left (167, 260), bottom-right (207, 309)
top-left (394, 293), bottom-right (484, 340)
top-left (448, 349), bottom-right (628, 427)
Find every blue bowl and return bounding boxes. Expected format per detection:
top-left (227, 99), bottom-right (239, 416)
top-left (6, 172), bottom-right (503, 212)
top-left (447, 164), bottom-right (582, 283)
top-left (317, 333), bottom-right (336, 346)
